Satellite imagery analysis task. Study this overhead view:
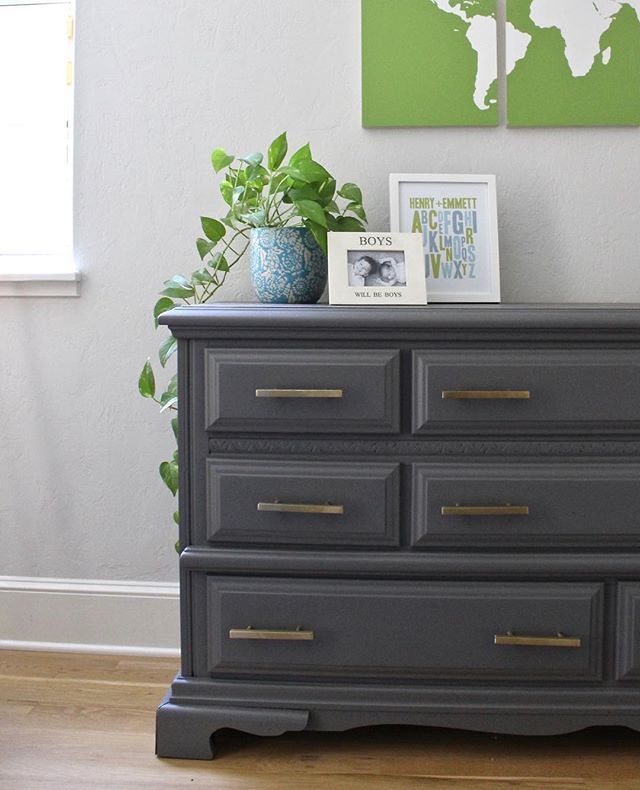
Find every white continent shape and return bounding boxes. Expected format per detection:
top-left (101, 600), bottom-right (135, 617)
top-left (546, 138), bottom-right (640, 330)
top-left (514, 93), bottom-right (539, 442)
top-left (427, 1), bottom-right (497, 111)
top-left (506, 22), bottom-right (532, 75)
top-left (528, 0), bottom-right (640, 78)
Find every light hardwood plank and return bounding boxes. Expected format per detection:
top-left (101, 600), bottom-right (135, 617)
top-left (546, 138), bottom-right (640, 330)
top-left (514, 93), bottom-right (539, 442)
top-left (1, 650), bottom-right (639, 789)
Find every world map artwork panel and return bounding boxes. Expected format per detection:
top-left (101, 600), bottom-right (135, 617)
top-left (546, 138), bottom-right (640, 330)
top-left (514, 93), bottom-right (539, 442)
top-left (362, 0), bottom-right (498, 127)
top-left (506, 0), bottom-right (640, 126)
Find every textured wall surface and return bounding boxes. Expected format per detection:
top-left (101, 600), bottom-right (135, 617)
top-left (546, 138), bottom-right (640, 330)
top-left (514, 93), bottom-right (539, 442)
top-left (1, 0), bottom-right (639, 582)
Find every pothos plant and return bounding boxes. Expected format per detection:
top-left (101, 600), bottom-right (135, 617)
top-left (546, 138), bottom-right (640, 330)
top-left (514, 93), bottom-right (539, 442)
top-left (138, 132), bottom-right (368, 548)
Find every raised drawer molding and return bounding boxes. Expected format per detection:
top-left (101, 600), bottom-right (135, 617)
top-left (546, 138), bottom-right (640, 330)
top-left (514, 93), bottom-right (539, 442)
top-left (204, 348), bottom-right (400, 433)
top-left (413, 350), bottom-right (640, 434)
top-left (205, 458), bottom-right (400, 546)
top-left (205, 578), bottom-right (603, 681)
top-left (156, 304), bottom-right (640, 760)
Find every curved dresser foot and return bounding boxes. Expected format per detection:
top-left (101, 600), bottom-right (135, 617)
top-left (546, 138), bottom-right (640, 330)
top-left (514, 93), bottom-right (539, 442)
top-left (156, 695), bottom-right (309, 760)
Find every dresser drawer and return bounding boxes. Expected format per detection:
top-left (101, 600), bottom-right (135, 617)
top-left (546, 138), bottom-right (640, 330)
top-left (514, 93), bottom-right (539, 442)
top-left (616, 584), bottom-right (640, 681)
top-left (412, 463), bottom-right (640, 548)
top-left (205, 578), bottom-right (603, 681)
top-left (204, 348), bottom-right (400, 433)
top-left (413, 350), bottom-right (640, 433)
top-left (205, 458), bottom-right (400, 546)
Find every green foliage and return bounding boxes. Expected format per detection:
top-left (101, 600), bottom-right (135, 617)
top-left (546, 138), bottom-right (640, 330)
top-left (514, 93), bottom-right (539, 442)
top-left (138, 359), bottom-right (155, 399)
top-left (140, 133), bottom-right (368, 547)
top-left (207, 131), bottom-right (368, 254)
top-left (159, 452), bottom-right (179, 497)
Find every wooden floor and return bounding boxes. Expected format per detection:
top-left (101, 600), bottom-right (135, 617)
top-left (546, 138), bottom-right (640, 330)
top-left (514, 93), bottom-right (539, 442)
top-left (1, 651), bottom-right (639, 790)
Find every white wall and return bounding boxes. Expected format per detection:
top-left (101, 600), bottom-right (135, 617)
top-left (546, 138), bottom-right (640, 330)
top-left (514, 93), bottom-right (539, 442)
top-left (1, 0), bottom-right (639, 584)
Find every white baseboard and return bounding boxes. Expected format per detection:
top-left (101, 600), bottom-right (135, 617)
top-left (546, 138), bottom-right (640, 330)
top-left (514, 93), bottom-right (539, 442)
top-left (0, 576), bottom-right (180, 657)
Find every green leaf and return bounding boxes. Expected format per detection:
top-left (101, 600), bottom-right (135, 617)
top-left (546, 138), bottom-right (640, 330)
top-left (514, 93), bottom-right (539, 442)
top-left (325, 200), bottom-right (340, 214)
top-left (196, 238), bottom-right (215, 259)
top-left (241, 152), bottom-right (263, 167)
top-left (239, 209), bottom-right (266, 227)
top-left (159, 335), bottom-right (177, 367)
top-left (201, 217), bottom-right (226, 243)
top-left (338, 182), bottom-right (363, 204)
top-left (138, 359), bottom-right (155, 399)
top-left (165, 373), bottom-right (177, 397)
top-left (289, 143), bottom-right (312, 166)
top-left (171, 417), bottom-right (179, 441)
top-left (153, 297), bottom-right (175, 327)
top-left (303, 219), bottom-right (328, 255)
top-left (232, 169), bottom-right (247, 186)
top-left (174, 539), bottom-right (181, 553)
top-left (268, 132), bottom-right (288, 170)
top-left (209, 252), bottom-right (229, 272)
top-left (284, 168), bottom-right (305, 184)
top-left (159, 460), bottom-right (179, 496)
top-left (296, 160), bottom-right (331, 183)
top-left (268, 171), bottom-right (290, 195)
top-left (159, 395), bottom-right (178, 412)
top-left (346, 201), bottom-right (368, 222)
top-left (160, 284), bottom-right (194, 298)
top-left (220, 181), bottom-right (233, 205)
top-left (287, 185), bottom-right (322, 204)
top-left (191, 267), bottom-right (213, 285)
top-left (160, 275), bottom-right (194, 299)
top-left (328, 215), bottom-right (366, 232)
top-left (245, 164), bottom-right (268, 184)
top-left (211, 148), bottom-right (234, 173)
top-left (231, 186), bottom-right (244, 204)
top-left (294, 199), bottom-right (327, 228)
top-left (173, 510), bottom-right (180, 526)
top-left (318, 177), bottom-right (336, 205)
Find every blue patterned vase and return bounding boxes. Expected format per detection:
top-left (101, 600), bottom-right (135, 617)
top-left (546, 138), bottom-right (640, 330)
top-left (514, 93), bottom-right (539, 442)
top-left (249, 227), bottom-right (327, 304)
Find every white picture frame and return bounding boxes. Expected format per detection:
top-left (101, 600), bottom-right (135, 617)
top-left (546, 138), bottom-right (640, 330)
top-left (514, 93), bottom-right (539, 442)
top-left (389, 174), bottom-right (500, 303)
top-left (327, 231), bottom-right (427, 306)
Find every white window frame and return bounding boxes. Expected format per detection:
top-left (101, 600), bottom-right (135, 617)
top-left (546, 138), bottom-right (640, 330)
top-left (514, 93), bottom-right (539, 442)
top-left (0, 0), bottom-right (80, 296)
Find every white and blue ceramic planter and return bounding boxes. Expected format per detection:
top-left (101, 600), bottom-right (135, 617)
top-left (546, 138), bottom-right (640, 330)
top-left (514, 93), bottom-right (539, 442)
top-left (249, 227), bottom-right (327, 304)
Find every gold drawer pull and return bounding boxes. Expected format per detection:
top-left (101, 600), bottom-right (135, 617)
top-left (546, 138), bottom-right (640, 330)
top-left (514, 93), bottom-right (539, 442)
top-left (229, 626), bottom-right (314, 641)
top-left (256, 388), bottom-right (343, 399)
top-left (441, 505), bottom-right (530, 517)
top-left (257, 501), bottom-right (344, 515)
top-left (442, 390), bottom-right (531, 400)
top-left (495, 632), bottom-right (581, 649)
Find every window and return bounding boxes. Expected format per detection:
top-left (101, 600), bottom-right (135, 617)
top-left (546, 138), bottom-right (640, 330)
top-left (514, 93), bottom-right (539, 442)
top-left (0, 0), bottom-right (78, 295)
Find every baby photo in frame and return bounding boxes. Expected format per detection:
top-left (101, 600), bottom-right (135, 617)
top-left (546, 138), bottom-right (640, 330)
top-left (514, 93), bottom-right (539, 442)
top-left (328, 232), bottom-right (427, 306)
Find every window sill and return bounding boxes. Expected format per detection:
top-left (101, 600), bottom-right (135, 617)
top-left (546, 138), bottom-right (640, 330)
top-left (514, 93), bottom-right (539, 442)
top-left (0, 272), bottom-right (81, 297)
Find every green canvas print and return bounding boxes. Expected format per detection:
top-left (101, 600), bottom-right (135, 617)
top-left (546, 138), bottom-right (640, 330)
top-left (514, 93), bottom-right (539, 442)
top-left (507, 0), bottom-right (640, 126)
top-left (362, 0), bottom-right (498, 127)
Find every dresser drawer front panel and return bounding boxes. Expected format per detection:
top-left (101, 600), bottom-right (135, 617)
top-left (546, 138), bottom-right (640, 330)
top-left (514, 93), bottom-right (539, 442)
top-left (412, 463), bottom-right (640, 548)
top-left (206, 459), bottom-right (400, 546)
top-left (205, 578), bottom-right (603, 681)
top-left (413, 350), bottom-right (640, 433)
top-left (204, 348), bottom-right (400, 433)
top-left (616, 584), bottom-right (640, 681)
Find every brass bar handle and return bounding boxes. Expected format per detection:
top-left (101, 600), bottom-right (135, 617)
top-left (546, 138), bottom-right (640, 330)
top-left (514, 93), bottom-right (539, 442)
top-left (441, 505), bottom-right (530, 517)
top-left (442, 390), bottom-right (531, 400)
top-left (494, 632), bottom-right (581, 649)
top-left (229, 626), bottom-right (314, 641)
top-left (257, 502), bottom-right (344, 515)
top-left (256, 388), bottom-right (343, 399)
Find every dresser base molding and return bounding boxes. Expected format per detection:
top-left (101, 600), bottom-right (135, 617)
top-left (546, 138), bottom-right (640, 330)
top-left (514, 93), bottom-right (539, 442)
top-left (156, 675), bottom-right (640, 759)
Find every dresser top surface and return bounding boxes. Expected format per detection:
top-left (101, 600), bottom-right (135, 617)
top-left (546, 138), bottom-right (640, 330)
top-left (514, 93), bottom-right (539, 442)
top-left (159, 303), bottom-right (640, 334)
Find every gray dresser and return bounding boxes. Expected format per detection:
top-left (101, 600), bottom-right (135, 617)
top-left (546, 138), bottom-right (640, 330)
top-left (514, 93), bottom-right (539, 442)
top-left (156, 304), bottom-right (640, 760)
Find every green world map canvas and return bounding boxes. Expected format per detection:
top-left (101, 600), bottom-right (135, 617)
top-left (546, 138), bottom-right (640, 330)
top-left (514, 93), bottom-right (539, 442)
top-left (507, 0), bottom-right (640, 126)
top-left (362, 0), bottom-right (498, 127)
top-left (363, 0), bottom-right (640, 127)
